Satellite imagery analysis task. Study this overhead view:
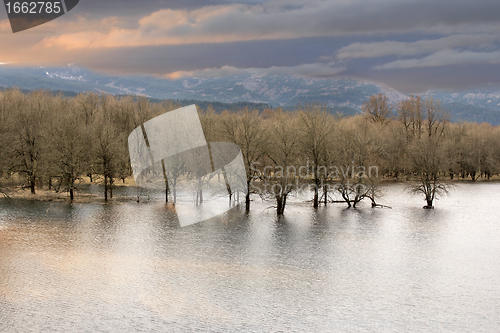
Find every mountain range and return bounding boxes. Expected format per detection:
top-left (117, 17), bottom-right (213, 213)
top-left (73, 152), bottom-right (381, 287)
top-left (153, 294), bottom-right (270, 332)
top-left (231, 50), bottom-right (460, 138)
top-left (1, 64), bottom-right (500, 125)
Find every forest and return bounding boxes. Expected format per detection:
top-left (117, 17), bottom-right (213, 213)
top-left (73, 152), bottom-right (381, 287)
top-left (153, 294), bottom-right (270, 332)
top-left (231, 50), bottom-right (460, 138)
top-left (1, 89), bottom-right (499, 215)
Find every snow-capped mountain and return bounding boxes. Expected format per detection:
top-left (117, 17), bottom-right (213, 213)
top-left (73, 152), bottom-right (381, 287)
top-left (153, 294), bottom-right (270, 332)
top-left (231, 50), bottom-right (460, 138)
top-left (1, 64), bottom-right (500, 124)
top-left (0, 64), bottom-right (389, 107)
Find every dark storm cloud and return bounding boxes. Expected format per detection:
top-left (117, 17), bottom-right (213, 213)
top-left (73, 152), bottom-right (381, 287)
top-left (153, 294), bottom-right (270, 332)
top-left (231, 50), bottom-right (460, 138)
top-left (29, 0), bottom-right (500, 50)
top-left (355, 63), bottom-right (500, 93)
top-left (75, 0), bottom-right (223, 16)
top-left (337, 35), bottom-right (500, 60)
top-left (2, 0), bottom-right (500, 91)
top-left (72, 37), bottom-right (348, 75)
top-left (69, 0), bottom-right (269, 18)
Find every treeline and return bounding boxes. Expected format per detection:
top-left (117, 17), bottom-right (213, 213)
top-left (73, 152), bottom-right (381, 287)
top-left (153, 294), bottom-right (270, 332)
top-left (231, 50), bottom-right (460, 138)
top-left (0, 89), bottom-right (179, 201)
top-left (1, 89), bottom-right (500, 214)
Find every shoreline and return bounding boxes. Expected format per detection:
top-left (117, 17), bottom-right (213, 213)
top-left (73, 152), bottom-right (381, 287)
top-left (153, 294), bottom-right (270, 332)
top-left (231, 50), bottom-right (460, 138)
top-left (0, 177), bottom-right (141, 204)
top-left (2, 176), bottom-right (500, 204)
top-left (0, 187), bottom-right (140, 204)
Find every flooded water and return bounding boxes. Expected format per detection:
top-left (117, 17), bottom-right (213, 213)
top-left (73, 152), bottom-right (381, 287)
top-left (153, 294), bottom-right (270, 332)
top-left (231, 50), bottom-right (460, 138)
top-left (1, 183), bottom-right (499, 332)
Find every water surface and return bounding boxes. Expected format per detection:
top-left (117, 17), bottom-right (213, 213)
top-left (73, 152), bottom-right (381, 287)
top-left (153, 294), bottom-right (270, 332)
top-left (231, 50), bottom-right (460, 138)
top-left (1, 184), bottom-right (499, 332)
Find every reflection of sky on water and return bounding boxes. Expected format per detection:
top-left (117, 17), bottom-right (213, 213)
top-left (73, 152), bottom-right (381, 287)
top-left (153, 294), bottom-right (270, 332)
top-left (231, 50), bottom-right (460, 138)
top-left (0, 183), bottom-right (499, 332)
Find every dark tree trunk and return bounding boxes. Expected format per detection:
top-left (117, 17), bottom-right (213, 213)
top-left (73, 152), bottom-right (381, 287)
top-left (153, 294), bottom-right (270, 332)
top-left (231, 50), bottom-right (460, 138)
top-left (424, 197), bottom-right (433, 209)
top-left (109, 174), bottom-right (114, 199)
top-left (197, 189), bottom-right (203, 204)
top-left (165, 179), bottom-right (169, 203)
top-left (70, 188), bottom-right (74, 201)
top-left (323, 184), bottom-right (328, 206)
top-left (104, 175), bottom-right (108, 202)
top-left (162, 161), bottom-right (169, 203)
top-left (172, 184), bottom-right (177, 204)
top-left (245, 191), bottom-right (250, 211)
top-left (30, 177), bottom-right (36, 194)
top-left (313, 177), bottom-right (319, 208)
top-left (340, 187), bottom-right (351, 208)
top-left (276, 195), bottom-right (287, 215)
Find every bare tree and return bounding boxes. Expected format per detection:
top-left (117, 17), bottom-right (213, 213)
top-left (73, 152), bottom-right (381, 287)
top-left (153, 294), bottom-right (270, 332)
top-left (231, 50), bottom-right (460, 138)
top-left (0, 89), bottom-right (19, 185)
top-left (409, 137), bottom-right (450, 208)
top-left (263, 109), bottom-right (299, 215)
top-left (377, 121), bottom-right (407, 178)
top-left (445, 122), bottom-right (498, 181)
top-left (9, 90), bottom-right (52, 194)
top-left (362, 93), bottom-right (393, 125)
top-left (4, 88), bottom-right (500, 212)
top-left (331, 116), bottom-right (380, 208)
top-left (298, 104), bottom-right (333, 207)
top-left (407, 98), bottom-right (450, 208)
top-left (48, 99), bottom-right (89, 201)
top-left (219, 108), bottom-right (266, 211)
top-left (397, 95), bottom-right (424, 139)
top-left (425, 98), bottom-right (447, 137)
top-left (91, 96), bottom-right (125, 202)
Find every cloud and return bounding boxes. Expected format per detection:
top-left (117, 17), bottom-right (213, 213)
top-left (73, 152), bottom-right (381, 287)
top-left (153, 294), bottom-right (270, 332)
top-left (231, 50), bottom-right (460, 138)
top-left (165, 65), bottom-right (246, 79)
top-left (337, 34), bottom-right (499, 60)
top-left (35, 0), bottom-right (500, 50)
top-left (3, 0), bottom-right (500, 92)
top-left (263, 63), bottom-right (345, 77)
top-left (0, 19), bottom-right (11, 31)
top-left (164, 63), bottom-right (345, 79)
top-left (37, 5), bottom-right (306, 49)
top-left (374, 50), bottom-right (500, 69)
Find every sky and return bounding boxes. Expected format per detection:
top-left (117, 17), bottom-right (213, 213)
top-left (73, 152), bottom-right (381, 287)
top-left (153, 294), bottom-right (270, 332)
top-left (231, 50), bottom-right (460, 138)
top-left (1, 0), bottom-right (500, 92)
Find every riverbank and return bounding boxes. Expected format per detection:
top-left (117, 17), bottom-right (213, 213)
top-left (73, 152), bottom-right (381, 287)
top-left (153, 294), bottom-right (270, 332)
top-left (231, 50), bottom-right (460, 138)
top-left (2, 175), bottom-right (500, 204)
top-left (1, 176), bottom-right (140, 204)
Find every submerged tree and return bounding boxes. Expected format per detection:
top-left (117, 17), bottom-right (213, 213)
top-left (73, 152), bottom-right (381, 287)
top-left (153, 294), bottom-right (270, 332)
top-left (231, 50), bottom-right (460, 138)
top-left (409, 137), bottom-right (450, 208)
top-left (219, 108), bottom-right (266, 211)
top-left (298, 104), bottom-right (333, 208)
top-left (92, 96), bottom-right (126, 202)
top-left (263, 109), bottom-right (299, 215)
top-left (2, 88), bottom-right (500, 210)
top-left (404, 97), bottom-right (450, 208)
top-left (331, 116), bottom-right (380, 208)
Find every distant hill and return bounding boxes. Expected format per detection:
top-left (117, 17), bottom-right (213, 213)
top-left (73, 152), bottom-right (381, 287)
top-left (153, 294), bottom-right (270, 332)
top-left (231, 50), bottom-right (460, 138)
top-left (441, 103), bottom-right (500, 125)
top-left (2, 64), bottom-right (500, 125)
top-left (0, 64), bottom-right (388, 108)
top-left (425, 87), bottom-right (500, 113)
top-left (172, 99), bottom-right (271, 112)
top-left (0, 86), bottom-right (273, 113)
top-left (424, 86), bottom-right (500, 125)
